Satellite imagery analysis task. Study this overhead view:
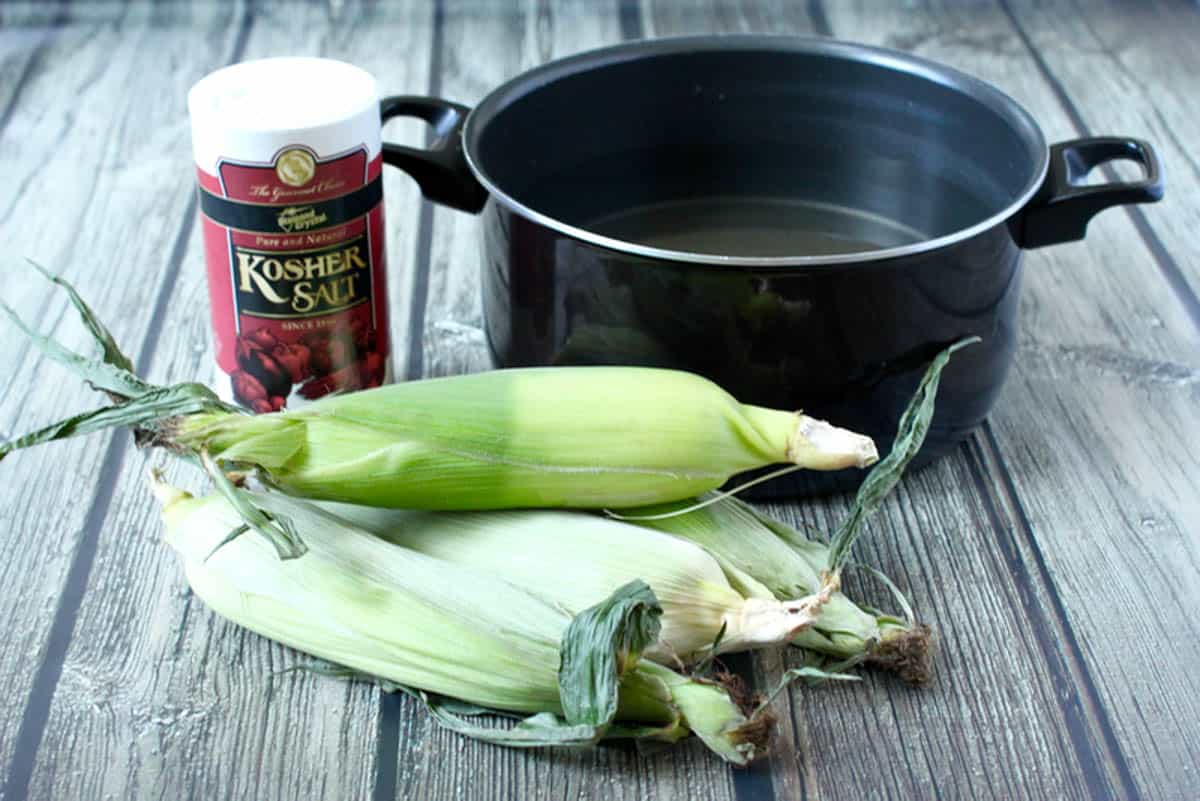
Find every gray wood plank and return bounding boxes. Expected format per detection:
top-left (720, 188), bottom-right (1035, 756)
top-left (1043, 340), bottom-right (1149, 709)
top-left (0, 3), bottom-right (244, 790)
top-left (0, 2), bottom-right (65, 26)
top-left (814, 2), bottom-right (1200, 799)
top-left (1005, 0), bottom-right (1200, 326)
top-left (10, 3), bottom-right (433, 801)
top-left (757, 455), bottom-right (1120, 801)
top-left (641, 0), bottom-right (809, 35)
top-left (395, 1), bottom-right (740, 797)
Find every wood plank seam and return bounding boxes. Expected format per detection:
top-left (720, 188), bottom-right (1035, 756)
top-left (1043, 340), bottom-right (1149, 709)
top-left (0, 434), bottom-right (129, 801)
top-left (977, 422), bottom-right (1143, 801)
top-left (962, 429), bottom-right (1136, 801)
top-left (617, 0), bottom-right (642, 40)
top-left (806, 0), bottom-right (832, 38)
top-left (0, 8), bottom-right (256, 801)
top-left (373, 0), bottom-right (448, 797)
top-left (402, 0), bottom-right (449, 384)
top-left (407, 200), bottom-right (434, 380)
top-left (719, 654), bottom-right (776, 801)
top-left (372, 690), bottom-right (405, 801)
top-left (998, 0), bottom-right (1200, 335)
top-left (880, 689), bottom-right (929, 801)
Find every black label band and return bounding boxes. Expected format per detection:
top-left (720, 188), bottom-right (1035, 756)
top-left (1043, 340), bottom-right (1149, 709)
top-left (200, 177), bottom-right (382, 234)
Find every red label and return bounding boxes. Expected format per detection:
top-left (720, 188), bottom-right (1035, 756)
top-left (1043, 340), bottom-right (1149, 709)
top-left (199, 147), bottom-right (389, 412)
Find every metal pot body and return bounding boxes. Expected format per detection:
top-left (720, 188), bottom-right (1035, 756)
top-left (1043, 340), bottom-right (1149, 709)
top-left (479, 196), bottom-right (1022, 493)
top-left (380, 36), bottom-right (1162, 494)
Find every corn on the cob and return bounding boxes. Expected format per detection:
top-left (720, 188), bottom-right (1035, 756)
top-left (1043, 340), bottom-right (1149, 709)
top-left (320, 502), bottom-right (829, 665)
top-left (152, 477), bottom-right (770, 763)
top-left (2, 271), bottom-right (877, 517)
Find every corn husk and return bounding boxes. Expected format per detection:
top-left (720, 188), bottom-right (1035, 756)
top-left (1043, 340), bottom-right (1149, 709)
top-left (168, 365), bottom-right (876, 510)
top-left (153, 479), bottom-right (771, 763)
top-left (2, 269), bottom-right (877, 525)
top-left (620, 340), bottom-right (977, 685)
top-left (320, 502), bottom-right (829, 665)
top-left (626, 495), bottom-right (930, 682)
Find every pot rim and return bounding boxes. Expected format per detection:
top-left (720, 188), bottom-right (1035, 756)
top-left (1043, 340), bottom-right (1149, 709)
top-left (461, 34), bottom-right (1051, 269)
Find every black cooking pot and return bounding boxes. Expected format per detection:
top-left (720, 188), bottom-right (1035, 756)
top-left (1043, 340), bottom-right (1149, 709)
top-left (378, 36), bottom-right (1163, 495)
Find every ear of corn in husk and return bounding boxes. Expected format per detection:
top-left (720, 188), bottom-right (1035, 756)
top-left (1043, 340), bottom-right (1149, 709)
top-left (318, 502), bottom-right (831, 666)
top-left (621, 494), bottom-right (930, 683)
top-left (169, 365), bottom-right (878, 510)
top-left (2, 270), bottom-right (877, 522)
top-left (315, 330), bottom-right (971, 681)
top-left (152, 477), bottom-right (772, 763)
top-left (617, 339), bottom-right (978, 685)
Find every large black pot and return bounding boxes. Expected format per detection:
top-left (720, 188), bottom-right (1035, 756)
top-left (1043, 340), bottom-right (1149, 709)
top-left (378, 36), bottom-right (1163, 495)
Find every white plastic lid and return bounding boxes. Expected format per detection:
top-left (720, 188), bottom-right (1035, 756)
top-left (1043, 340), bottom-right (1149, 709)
top-left (188, 57), bottom-right (381, 173)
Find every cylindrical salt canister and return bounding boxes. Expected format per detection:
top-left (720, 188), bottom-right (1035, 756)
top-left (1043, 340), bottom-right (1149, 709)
top-left (188, 57), bottom-right (390, 412)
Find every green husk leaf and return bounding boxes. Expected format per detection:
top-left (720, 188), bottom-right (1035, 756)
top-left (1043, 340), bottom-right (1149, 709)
top-left (558, 580), bottom-right (662, 729)
top-left (200, 450), bottom-right (306, 560)
top-left (26, 260), bottom-right (136, 373)
top-left (0, 301), bottom-right (153, 400)
top-left (846, 560), bottom-right (915, 627)
top-left (414, 689), bottom-right (679, 747)
top-left (1, 269), bottom-right (239, 461)
top-left (0, 383), bottom-right (230, 462)
top-left (420, 698), bottom-right (603, 748)
top-left (753, 665), bottom-right (861, 717)
top-left (277, 661), bottom-right (642, 747)
top-left (604, 464), bottom-right (805, 522)
top-left (421, 695), bottom-right (520, 718)
top-left (825, 337), bottom-right (979, 572)
top-left (205, 523), bottom-right (251, 563)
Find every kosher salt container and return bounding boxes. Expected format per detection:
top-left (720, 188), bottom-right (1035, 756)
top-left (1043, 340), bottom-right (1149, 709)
top-left (188, 57), bottom-right (390, 412)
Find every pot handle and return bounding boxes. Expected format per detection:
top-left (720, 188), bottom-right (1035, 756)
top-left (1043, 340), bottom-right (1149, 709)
top-left (379, 96), bottom-right (488, 213)
top-left (1018, 137), bottom-right (1163, 248)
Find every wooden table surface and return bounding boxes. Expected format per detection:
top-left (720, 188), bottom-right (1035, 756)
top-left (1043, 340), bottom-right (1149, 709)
top-left (1, 1), bottom-right (1197, 800)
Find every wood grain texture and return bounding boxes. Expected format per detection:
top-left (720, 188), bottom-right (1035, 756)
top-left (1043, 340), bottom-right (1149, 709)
top-left (641, 0), bottom-right (808, 35)
top-left (7, 3), bottom-right (433, 801)
top-left (1004, 0), bottom-right (1200, 323)
top-left (754, 454), bottom-right (1123, 801)
top-left (0, 3), bottom-right (243, 789)
top-left (0, 2), bottom-right (1196, 801)
top-left (389, 1), bottom-right (740, 798)
top-left (816, 2), bottom-right (1200, 799)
